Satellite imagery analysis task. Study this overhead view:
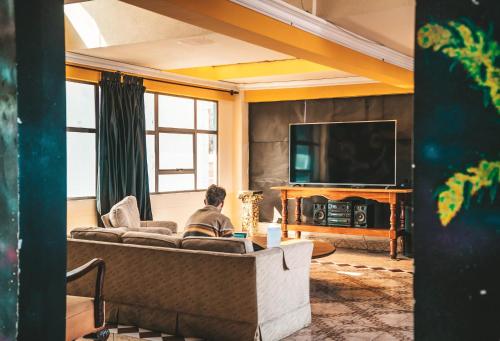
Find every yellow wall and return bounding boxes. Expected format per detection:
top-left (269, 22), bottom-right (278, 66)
top-left (67, 199), bottom-right (98, 228)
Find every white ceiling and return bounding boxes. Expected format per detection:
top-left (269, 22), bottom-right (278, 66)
top-left (64, 0), bottom-right (415, 86)
top-left (65, 0), bottom-right (291, 70)
top-left (282, 0), bottom-right (415, 57)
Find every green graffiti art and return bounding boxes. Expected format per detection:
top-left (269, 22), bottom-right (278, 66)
top-left (437, 160), bottom-right (500, 226)
top-left (418, 21), bottom-right (499, 113)
top-left (418, 20), bottom-right (500, 227)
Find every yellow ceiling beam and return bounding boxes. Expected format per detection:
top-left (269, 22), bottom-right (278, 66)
top-left (244, 83), bottom-right (414, 103)
top-left (166, 59), bottom-right (335, 81)
top-left (121, 0), bottom-right (413, 89)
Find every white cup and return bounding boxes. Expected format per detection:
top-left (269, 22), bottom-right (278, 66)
top-left (267, 223), bottom-right (282, 248)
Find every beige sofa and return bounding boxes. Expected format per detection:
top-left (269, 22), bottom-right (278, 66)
top-left (67, 235), bottom-right (313, 341)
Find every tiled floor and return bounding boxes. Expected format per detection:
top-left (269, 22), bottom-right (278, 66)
top-left (104, 328), bottom-right (202, 341)
top-left (285, 249), bottom-right (414, 340)
top-left (90, 247), bottom-right (414, 341)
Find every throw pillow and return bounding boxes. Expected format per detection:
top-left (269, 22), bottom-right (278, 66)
top-left (109, 196), bottom-right (141, 229)
top-left (101, 213), bottom-right (112, 227)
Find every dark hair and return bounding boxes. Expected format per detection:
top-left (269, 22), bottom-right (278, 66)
top-left (205, 185), bottom-right (226, 207)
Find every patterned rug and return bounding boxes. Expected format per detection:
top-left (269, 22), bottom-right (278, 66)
top-left (285, 259), bottom-right (414, 340)
top-left (106, 251), bottom-right (414, 341)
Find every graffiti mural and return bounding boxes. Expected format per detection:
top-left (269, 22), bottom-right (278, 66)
top-left (0, 1), bottom-right (18, 341)
top-left (418, 20), bottom-right (499, 113)
top-left (418, 19), bottom-right (500, 227)
top-left (436, 160), bottom-right (500, 226)
top-left (414, 0), bottom-right (500, 339)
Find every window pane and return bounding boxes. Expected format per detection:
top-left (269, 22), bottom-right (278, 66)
top-left (158, 95), bottom-right (194, 128)
top-left (197, 134), bottom-right (217, 189)
top-left (159, 174), bottom-right (195, 192)
top-left (66, 81), bottom-right (95, 128)
top-left (67, 132), bottom-right (96, 197)
top-left (197, 100), bottom-right (217, 130)
top-left (146, 134), bottom-right (156, 193)
top-left (159, 133), bottom-right (193, 169)
top-left (144, 92), bottom-right (155, 131)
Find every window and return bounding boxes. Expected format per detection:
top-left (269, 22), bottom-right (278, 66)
top-left (66, 81), bottom-right (98, 198)
top-left (146, 93), bottom-right (218, 193)
top-left (66, 81), bottom-right (217, 197)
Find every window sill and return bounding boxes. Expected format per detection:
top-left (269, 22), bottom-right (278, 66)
top-left (67, 196), bottom-right (96, 201)
top-left (151, 189), bottom-right (207, 195)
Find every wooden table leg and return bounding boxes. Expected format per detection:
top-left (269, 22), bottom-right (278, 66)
top-left (281, 191), bottom-right (288, 238)
top-left (400, 198), bottom-right (406, 255)
top-left (389, 203), bottom-right (397, 259)
top-left (295, 197), bottom-right (302, 239)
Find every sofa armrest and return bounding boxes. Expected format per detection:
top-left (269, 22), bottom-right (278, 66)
top-left (140, 220), bottom-right (177, 233)
top-left (253, 240), bottom-right (313, 323)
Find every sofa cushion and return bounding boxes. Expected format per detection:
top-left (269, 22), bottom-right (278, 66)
top-left (181, 237), bottom-right (254, 254)
top-left (122, 232), bottom-right (182, 249)
top-left (66, 295), bottom-right (98, 341)
top-left (140, 220), bottom-right (178, 232)
top-left (108, 196), bottom-right (141, 229)
top-left (128, 227), bottom-right (172, 235)
top-left (70, 227), bottom-right (127, 243)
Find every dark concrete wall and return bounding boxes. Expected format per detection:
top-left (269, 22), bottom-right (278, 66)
top-left (249, 94), bottom-right (413, 224)
top-left (16, 1), bottom-right (67, 340)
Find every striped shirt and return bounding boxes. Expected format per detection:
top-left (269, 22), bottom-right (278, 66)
top-left (183, 205), bottom-right (234, 238)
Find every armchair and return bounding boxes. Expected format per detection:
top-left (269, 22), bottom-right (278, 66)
top-left (66, 258), bottom-right (108, 341)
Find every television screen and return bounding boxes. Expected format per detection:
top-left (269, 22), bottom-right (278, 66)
top-left (289, 120), bottom-right (396, 186)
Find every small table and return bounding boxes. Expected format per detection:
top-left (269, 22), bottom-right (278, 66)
top-left (249, 235), bottom-right (335, 259)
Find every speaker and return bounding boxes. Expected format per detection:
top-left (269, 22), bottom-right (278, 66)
top-left (313, 203), bottom-right (327, 225)
top-left (353, 204), bottom-right (373, 228)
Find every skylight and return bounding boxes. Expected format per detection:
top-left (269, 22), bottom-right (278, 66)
top-left (64, 3), bottom-right (107, 49)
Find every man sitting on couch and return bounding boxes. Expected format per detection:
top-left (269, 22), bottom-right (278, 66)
top-left (183, 185), bottom-right (234, 238)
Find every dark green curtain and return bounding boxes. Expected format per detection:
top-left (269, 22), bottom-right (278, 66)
top-left (97, 72), bottom-right (152, 220)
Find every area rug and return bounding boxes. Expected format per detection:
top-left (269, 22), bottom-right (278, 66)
top-left (285, 259), bottom-right (414, 340)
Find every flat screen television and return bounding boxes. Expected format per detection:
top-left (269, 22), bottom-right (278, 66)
top-left (289, 120), bottom-right (397, 186)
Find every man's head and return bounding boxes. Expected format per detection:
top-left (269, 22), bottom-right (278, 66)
top-left (204, 185), bottom-right (227, 210)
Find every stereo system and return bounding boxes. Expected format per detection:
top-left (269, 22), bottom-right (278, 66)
top-left (327, 200), bottom-right (352, 227)
top-left (312, 201), bottom-right (373, 228)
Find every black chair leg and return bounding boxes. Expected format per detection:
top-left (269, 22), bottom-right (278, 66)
top-left (84, 329), bottom-right (110, 341)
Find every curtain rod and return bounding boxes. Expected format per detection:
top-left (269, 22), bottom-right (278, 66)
top-left (67, 63), bottom-right (239, 95)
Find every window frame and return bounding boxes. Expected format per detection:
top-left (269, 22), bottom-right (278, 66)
top-left (66, 79), bottom-right (99, 200)
top-left (146, 91), bottom-right (219, 194)
top-left (65, 81), bottom-right (219, 198)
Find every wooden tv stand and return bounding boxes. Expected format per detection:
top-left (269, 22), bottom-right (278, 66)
top-left (271, 186), bottom-right (413, 259)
